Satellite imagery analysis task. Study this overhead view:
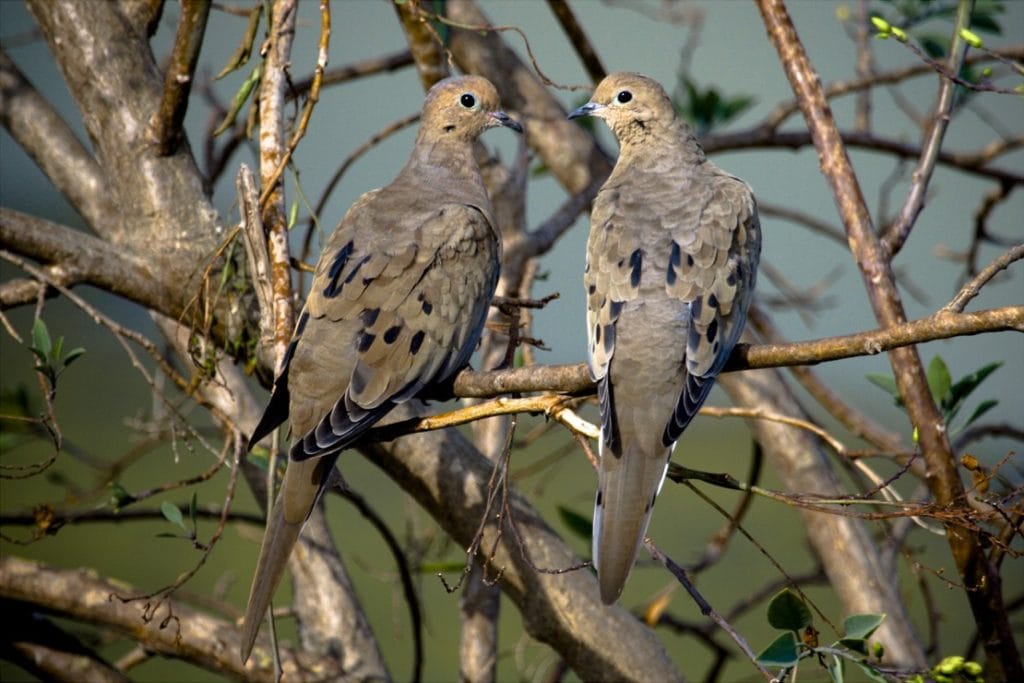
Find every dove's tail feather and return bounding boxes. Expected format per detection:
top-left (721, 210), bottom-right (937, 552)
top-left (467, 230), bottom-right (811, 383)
top-left (592, 439), bottom-right (671, 605)
top-left (240, 456), bottom-right (335, 663)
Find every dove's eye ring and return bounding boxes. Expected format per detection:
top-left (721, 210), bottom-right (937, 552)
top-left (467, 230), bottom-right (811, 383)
top-left (616, 90), bottom-right (633, 104)
top-left (460, 93), bottom-right (477, 109)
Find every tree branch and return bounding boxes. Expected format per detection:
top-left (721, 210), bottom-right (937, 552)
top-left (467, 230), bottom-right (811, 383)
top-left (362, 403), bottom-right (683, 683)
top-left (754, 0), bottom-right (1021, 677)
top-left (0, 555), bottom-right (350, 682)
top-left (450, 305), bottom-right (1023, 398)
top-left (148, 0), bottom-right (210, 156)
top-left (0, 210), bottom-right (166, 314)
top-left (882, 0), bottom-right (975, 255)
top-left (0, 48), bottom-right (113, 230)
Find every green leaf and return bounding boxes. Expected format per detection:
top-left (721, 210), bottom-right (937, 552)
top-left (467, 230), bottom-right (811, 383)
top-left (828, 654), bottom-right (845, 683)
top-left (31, 319), bottom-right (52, 357)
top-left (961, 399), bottom-right (998, 430)
top-left (918, 33), bottom-right (950, 59)
top-left (189, 492), bottom-right (198, 527)
top-left (756, 631), bottom-right (801, 667)
top-left (155, 532), bottom-right (187, 539)
top-left (161, 501), bottom-right (187, 531)
top-left (843, 613), bottom-right (885, 639)
top-left (865, 373), bottom-right (902, 407)
top-left (213, 65), bottom-right (261, 137)
top-left (947, 362), bottom-right (1001, 412)
top-left (63, 347), bottom-right (86, 367)
top-left (767, 589), bottom-right (813, 631)
top-left (969, 12), bottom-right (1002, 34)
top-left (109, 482), bottom-right (132, 510)
top-left (856, 663), bottom-right (890, 683)
top-left (51, 336), bottom-right (64, 365)
top-left (926, 356), bottom-right (951, 406)
top-left (557, 505), bottom-right (593, 541)
top-left (839, 637), bottom-right (869, 655)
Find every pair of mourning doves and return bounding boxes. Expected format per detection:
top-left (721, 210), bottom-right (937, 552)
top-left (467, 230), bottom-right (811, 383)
top-left (569, 72), bottom-right (761, 604)
top-left (240, 75), bottom-right (521, 662)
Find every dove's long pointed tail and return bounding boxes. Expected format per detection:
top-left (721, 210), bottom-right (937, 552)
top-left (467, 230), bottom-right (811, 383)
top-left (592, 440), bottom-right (671, 604)
top-left (240, 456), bottom-right (335, 663)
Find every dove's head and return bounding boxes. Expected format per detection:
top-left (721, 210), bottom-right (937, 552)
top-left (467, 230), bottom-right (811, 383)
top-left (421, 75), bottom-right (523, 142)
top-left (568, 72), bottom-right (678, 145)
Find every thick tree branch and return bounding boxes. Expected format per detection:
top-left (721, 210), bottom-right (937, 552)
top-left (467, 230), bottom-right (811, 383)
top-left (450, 305), bottom-right (1023, 398)
top-left (362, 403), bottom-right (683, 683)
top-left (0, 556), bottom-right (350, 682)
top-left (0, 48), bottom-right (113, 230)
top-left (0, 210), bottom-right (167, 313)
top-left (754, 1), bottom-right (1021, 677)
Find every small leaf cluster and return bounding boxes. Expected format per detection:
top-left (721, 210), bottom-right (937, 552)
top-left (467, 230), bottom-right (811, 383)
top-left (870, 0), bottom-right (1008, 91)
top-left (907, 655), bottom-right (985, 683)
top-left (27, 318), bottom-right (85, 397)
top-left (756, 589), bottom-right (888, 682)
top-left (673, 75), bottom-right (755, 138)
top-left (159, 493), bottom-right (202, 546)
top-left (866, 355), bottom-right (1000, 437)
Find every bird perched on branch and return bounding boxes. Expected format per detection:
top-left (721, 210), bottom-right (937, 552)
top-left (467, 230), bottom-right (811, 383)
top-left (240, 75), bottom-right (521, 662)
top-left (569, 72), bottom-right (760, 604)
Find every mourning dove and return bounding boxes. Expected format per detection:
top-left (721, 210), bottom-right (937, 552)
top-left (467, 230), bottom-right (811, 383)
top-left (240, 75), bottom-right (521, 661)
top-left (569, 72), bottom-right (760, 604)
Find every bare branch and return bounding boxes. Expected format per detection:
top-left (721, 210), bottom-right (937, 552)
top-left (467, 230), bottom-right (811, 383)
top-left (0, 555), bottom-right (348, 682)
top-left (944, 242), bottom-right (1024, 314)
top-left (754, 0), bottom-right (1021, 675)
top-left (545, 0), bottom-right (606, 84)
top-left (148, 0), bottom-right (210, 156)
top-left (0, 211), bottom-right (165, 313)
top-left (705, 128), bottom-right (1024, 185)
top-left (882, 0), bottom-right (974, 255)
top-left (0, 48), bottom-right (113, 229)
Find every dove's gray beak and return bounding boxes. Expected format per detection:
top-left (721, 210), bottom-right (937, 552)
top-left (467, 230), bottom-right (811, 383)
top-left (490, 111), bottom-right (523, 133)
top-left (568, 102), bottom-right (603, 120)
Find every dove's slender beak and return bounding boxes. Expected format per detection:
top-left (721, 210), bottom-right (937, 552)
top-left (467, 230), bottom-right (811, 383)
top-left (490, 111), bottom-right (523, 133)
top-left (568, 102), bottom-right (602, 120)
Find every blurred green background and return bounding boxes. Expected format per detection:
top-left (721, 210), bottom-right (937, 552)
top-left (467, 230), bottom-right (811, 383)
top-left (1, 1), bottom-right (1020, 681)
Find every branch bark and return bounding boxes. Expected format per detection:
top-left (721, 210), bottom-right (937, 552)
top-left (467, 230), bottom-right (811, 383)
top-left (754, 1), bottom-right (1021, 677)
top-left (0, 555), bottom-right (349, 682)
top-left (362, 403), bottom-right (683, 683)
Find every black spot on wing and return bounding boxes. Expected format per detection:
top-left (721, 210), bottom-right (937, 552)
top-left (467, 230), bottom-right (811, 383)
top-left (595, 488), bottom-right (603, 507)
top-left (360, 308), bottom-right (380, 326)
top-left (666, 245), bottom-right (678, 286)
top-left (598, 378), bottom-right (622, 457)
top-left (608, 299), bottom-right (624, 320)
top-left (708, 293), bottom-right (719, 309)
top-left (707, 318), bottom-right (718, 344)
top-left (357, 331), bottom-right (375, 353)
top-left (629, 249), bottom-right (643, 288)
top-left (417, 292), bottom-right (433, 315)
top-left (383, 325), bottom-right (402, 344)
top-left (323, 241), bottom-right (355, 298)
top-left (409, 330), bottom-right (425, 355)
top-left (602, 323), bottom-right (615, 354)
top-left (663, 373), bottom-right (717, 447)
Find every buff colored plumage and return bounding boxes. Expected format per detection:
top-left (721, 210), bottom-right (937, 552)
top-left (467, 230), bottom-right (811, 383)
top-left (569, 72), bottom-right (760, 604)
top-left (240, 75), bottom-right (521, 662)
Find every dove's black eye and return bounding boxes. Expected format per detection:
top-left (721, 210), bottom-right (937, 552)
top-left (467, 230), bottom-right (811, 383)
top-left (460, 93), bottom-right (476, 108)
top-left (616, 90), bottom-right (633, 104)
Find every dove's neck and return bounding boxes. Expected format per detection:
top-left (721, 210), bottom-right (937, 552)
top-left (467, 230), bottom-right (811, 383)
top-left (617, 118), bottom-right (705, 171)
top-left (402, 137), bottom-right (489, 203)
